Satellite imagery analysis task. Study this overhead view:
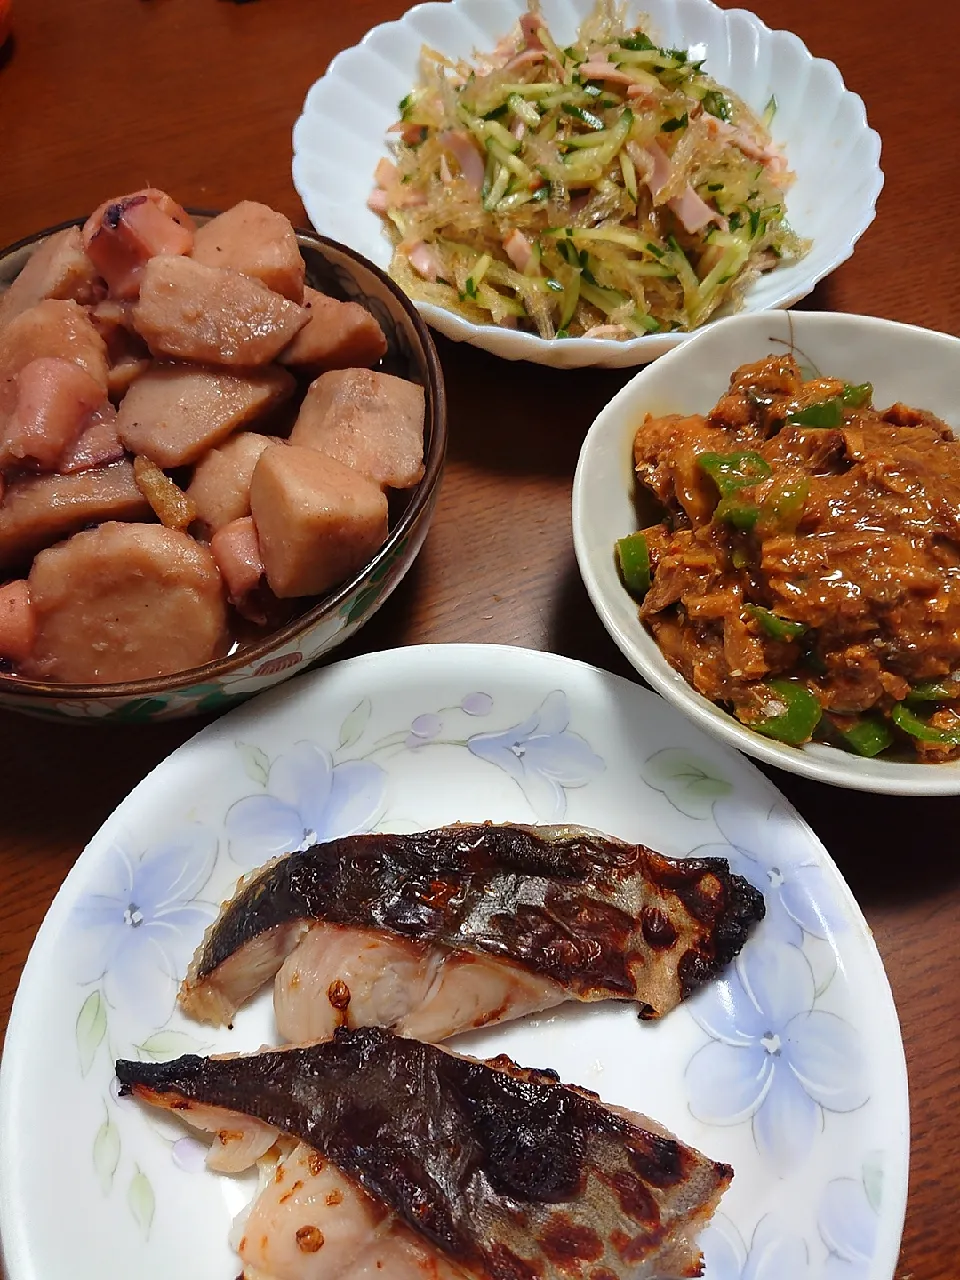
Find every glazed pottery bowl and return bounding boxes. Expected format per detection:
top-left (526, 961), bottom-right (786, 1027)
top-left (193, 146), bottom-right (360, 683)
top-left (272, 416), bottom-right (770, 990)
top-left (0, 218), bottom-right (446, 722)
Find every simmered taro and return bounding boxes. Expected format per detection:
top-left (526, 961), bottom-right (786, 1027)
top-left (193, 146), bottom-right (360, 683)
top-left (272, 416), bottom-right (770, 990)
top-left (622, 355), bottom-right (960, 761)
top-left (0, 189), bottom-right (427, 683)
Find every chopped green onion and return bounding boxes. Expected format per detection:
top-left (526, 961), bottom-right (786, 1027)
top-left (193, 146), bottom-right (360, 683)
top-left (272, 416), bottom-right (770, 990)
top-left (891, 703), bottom-right (960, 746)
top-left (661, 112), bottom-right (689, 132)
top-left (762, 94), bottom-right (778, 126)
top-left (618, 32), bottom-right (655, 52)
top-left (744, 605), bottom-right (806, 641)
top-left (702, 90), bottom-right (732, 121)
top-left (616, 532), bottom-right (651, 596)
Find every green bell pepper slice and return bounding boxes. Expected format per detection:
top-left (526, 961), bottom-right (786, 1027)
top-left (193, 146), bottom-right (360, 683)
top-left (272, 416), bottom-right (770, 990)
top-left (891, 703), bottom-right (960, 745)
top-left (697, 450), bottom-right (772, 497)
top-left (745, 679), bottom-right (822, 745)
top-left (756, 473), bottom-right (809, 536)
top-left (786, 383), bottom-right (872, 429)
top-left (715, 498), bottom-right (760, 530)
top-left (836, 716), bottom-right (894, 758)
top-left (787, 398), bottom-right (844, 428)
top-left (616, 531), bottom-right (651, 597)
top-left (905, 676), bottom-right (960, 704)
top-left (698, 451), bottom-right (771, 528)
top-left (841, 381), bottom-right (873, 408)
top-left (744, 605), bottom-right (806, 641)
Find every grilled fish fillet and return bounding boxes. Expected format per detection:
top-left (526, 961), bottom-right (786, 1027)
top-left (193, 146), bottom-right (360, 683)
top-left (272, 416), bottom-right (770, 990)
top-left (116, 1026), bottom-right (732, 1280)
top-left (179, 822), bottom-right (763, 1037)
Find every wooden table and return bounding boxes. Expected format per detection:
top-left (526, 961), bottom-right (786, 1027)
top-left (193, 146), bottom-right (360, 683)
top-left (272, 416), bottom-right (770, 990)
top-left (0, 1), bottom-right (957, 1275)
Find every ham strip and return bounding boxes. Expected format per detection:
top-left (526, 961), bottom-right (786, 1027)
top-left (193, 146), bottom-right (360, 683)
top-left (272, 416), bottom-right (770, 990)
top-left (438, 130), bottom-right (485, 191)
top-left (578, 60), bottom-right (641, 85)
top-left (403, 241), bottom-right (444, 283)
top-left (503, 229), bottom-right (535, 273)
top-left (668, 184), bottom-right (729, 234)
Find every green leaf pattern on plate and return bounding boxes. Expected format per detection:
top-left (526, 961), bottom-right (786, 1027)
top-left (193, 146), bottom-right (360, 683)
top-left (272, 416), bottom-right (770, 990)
top-left (863, 1151), bottom-right (884, 1214)
top-left (76, 989), bottom-right (107, 1076)
top-left (339, 698), bottom-right (372, 748)
top-left (93, 1108), bottom-right (121, 1195)
top-left (127, 1166), bottom-right (156, 1239)
top-left (136, 1030), bottom-right (209, 1062)
top-left (642, 748), bottom-right (733, 818)
top-left (236, 741), bottom-right (271, 788)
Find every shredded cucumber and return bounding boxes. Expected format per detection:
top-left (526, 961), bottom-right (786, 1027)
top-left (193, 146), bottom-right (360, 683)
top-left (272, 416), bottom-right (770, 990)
top-left (375, 0), bottom-right (806, 340)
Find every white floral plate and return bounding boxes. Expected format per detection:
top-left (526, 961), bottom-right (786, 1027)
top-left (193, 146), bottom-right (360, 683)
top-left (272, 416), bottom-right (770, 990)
top-left (0, 645), bottom-right (907, 1280)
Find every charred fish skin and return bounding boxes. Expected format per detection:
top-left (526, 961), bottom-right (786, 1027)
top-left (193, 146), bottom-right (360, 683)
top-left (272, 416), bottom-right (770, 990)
top-left (117, 1027), bottom-right (732, 1280)
top-left (182, 823), bottom-right (764, 1021)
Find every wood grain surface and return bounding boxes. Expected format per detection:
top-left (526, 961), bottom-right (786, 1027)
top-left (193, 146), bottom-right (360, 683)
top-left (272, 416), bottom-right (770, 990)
top-left (0, 1), bottom-right (958, 1276)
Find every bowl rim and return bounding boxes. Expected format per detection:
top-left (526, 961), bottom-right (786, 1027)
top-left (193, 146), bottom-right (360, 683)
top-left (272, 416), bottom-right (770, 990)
top-left (294, 0), bottom-right (884, 364)
top-left (0, 214), bottom-right (447, 702)
top-left (572, 308), bottom-right (960, 795)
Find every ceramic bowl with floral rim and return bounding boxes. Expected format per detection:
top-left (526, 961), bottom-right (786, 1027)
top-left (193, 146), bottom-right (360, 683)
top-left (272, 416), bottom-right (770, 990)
top-left (0, 645), bottom-right (908, 1280)
top-left (292, 0), bottom-right (882, 370)
top-left (573, 308), bottom-right (960, 794)
top-left (0, 219), bottom-right (446, 723)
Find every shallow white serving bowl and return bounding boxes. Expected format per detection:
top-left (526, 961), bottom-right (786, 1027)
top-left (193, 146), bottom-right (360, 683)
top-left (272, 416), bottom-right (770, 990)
top-left (572, 309), bottom-right (960, 794)
top-left (293, 0), bottom-right (882, 370)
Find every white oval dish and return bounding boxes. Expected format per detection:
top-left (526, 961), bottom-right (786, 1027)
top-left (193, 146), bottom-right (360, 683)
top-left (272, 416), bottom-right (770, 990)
top-left (0, 645), bottom-right (907, 1279)
top-left (572, 309), bottom-right (960, 793)
top-left (292, 0), bottom-right (882, 369)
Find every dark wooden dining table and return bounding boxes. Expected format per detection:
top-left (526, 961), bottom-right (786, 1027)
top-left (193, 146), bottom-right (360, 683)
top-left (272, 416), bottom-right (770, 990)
top-left (0, 0), bottom-right (957, 1275)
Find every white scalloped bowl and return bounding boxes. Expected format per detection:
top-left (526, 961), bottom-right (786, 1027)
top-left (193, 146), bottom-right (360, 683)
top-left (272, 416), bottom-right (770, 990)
top-left (293, 0), bottom-right (882, 370)
top-left (572, 310), bottom-right (960, 794)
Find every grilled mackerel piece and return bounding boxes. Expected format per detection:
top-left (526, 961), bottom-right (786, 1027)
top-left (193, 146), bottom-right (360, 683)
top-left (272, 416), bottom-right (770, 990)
top-left (180, 822), bottom-right (764, 1033)
top-left (117, 1027), bottom-right (732, 1280)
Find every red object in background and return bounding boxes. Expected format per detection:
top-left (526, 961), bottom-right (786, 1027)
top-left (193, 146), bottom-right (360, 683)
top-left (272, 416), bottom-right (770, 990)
top-left (0, 0), bottom-right (12, 47)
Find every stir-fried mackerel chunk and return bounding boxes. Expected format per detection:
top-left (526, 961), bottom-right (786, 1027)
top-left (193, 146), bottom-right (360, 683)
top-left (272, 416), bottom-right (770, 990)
top-left (117, 1027), bottom-right (733, 1280)
top-left (179, 821), bottom-right (763, 1034)
top-left (625, 354), bottom-right (960, 760)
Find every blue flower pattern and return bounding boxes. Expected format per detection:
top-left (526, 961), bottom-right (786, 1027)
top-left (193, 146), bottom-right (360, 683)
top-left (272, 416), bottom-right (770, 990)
top-left (225, 741), bottom-right (387, 867)
top-left (700, 1213), bottom-right (810, 1280)
top-left (466, 690), bottom-right (604, 821)
top-left (696, 797), bottom-right (846, 947)
top-left (71, 826), bottom-right (218, 1029)
top-left (66, 694), bottom-right (885, 1275)
top-left (818, 1175), bottom-right (880, 1278)
top-left (686, 940), bottom-right (868, 1175)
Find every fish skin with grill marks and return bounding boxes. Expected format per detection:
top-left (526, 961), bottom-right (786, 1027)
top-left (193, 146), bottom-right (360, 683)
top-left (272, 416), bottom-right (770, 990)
top-left (116, 1026), bottom-right (733, 1280)
top-left (179, 822), bottom-right (763, 1036)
